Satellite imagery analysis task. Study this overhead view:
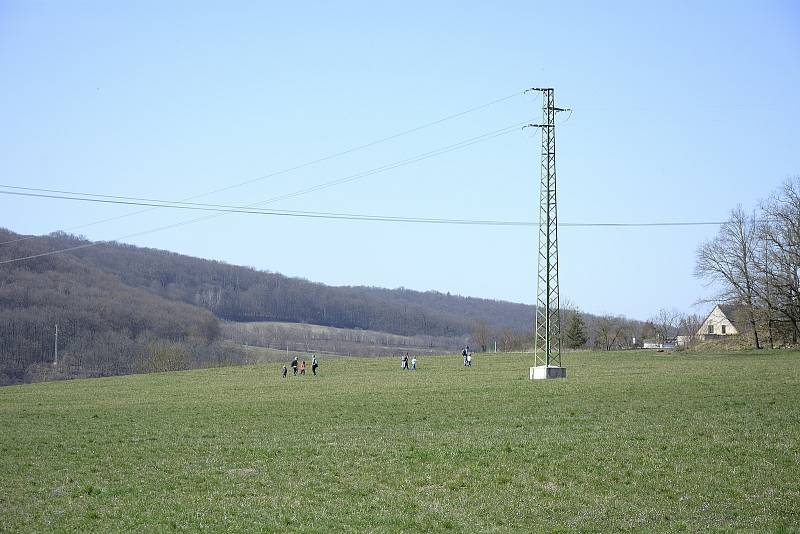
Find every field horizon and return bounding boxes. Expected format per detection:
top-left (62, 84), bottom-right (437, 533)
top-left (2, 350), bottom-right (799, 531)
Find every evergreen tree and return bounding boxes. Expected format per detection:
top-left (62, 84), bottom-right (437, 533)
top-left (565, 312), bottom-right (588, 349)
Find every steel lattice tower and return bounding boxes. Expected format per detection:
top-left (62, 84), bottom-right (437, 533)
top-left (527, 88), bottom-right (568, 370)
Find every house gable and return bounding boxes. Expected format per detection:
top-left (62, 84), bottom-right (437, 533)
top-left (696, 305), bottom-right (739, 336)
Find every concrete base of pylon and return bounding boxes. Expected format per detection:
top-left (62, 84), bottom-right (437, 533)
top-left (529, 365), bottom-right (567, 380)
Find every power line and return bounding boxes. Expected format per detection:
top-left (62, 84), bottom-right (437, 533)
top-left (0, 189), bottom-right (734, 228)
top-left (0, 90), bottom-right (523, 246)
top-left (0, 120), bottom-right (518, 216)
top-left (0, 122), bottom-right (527, 265)
top-left (231, 124), bottom-right (525, 207)
top-left (0, 122), bottom-right (522, 247)
top-left (2, 120), bottom-right (523, 219)
top-left (0, 189), bottom-right (534, 224)
top-left (0, 201), bottom-right (736, 268)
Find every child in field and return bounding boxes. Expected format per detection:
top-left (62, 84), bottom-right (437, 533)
top-left (463, 348), bottom-right (468, 366)
top-left (291, 356), bottom-right (298, 376)
top-left (312, 355), bottom-right (318, 376)
top-left (466, 354), bottom-right (472, 367)
top-left (281, 365), bottom-right (287, 378)
top-left (411, 357), bottom-right (417, 370)
top-left (300, 360), bottom-right (306, 375)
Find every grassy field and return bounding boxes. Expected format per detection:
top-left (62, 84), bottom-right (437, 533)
top-left (1, 350), bottom-right (799, 532)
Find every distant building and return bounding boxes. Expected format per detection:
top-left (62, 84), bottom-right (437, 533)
top-left (697, 304), bottom-right (740, 339)
top-left (643, 339), bottom-right (677, 349)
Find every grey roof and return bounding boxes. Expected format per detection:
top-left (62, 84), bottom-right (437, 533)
top-left (716, 304), bottom-right (752, 331)
top-left (718, 304), bottom-right (743, 320)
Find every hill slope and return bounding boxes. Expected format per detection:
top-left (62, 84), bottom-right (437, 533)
top-left (1, 228), bottom-right (534, 334)
top-left (0, 233), bottom-right (235, 384)
top-left (0, 227), bottom-right (536, 383)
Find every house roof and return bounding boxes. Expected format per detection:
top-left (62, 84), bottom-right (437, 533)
top-left (712, 304), bottom-right (749, 331)
top-left (718, 304), bottom-right (742, 320)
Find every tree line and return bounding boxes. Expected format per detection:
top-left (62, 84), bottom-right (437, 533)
top-left (471, 309), bottom-right (656, 352)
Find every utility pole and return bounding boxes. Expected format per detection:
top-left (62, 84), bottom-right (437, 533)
top-left (525, 88), bottom-right (569, 380)
top-left (54, 324), bottom-right (58, 366)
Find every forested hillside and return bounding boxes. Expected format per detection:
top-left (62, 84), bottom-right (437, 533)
top-left (2, 229), bottom-right (534, 336)
top-left (0, 234), bottom-right (236, 385)
top-left (0, 228), bottom-right (537, 384)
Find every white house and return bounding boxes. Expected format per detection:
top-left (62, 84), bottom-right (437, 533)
top-left (697, 305), bottom-right (740, 339)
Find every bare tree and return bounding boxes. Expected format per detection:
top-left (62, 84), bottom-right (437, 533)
top-left (677, 313), bottom-right (703, 337)
top-left (650, 308), bottom-right (680, 341)
top-left (471, 320), bottom-right (492, 352)
top-left (616, 323), bottom-right (636, 349)
top-left (593, 315), bottom-right (625, 351)
top-left (695, 206), bottom-right (761, 348)
top-left (499, 329), bottom-right (517, 352)
top-left (759, 178), bottom-right (800, 344)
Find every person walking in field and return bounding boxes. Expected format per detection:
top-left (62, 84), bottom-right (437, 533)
top-left (291, 356), bottom-right (299, 376)
top-left (281, 365), bottom-right (288, 378)
top-left (411, 356), bottom-right (417, 370)
top-left (312, 355), bottom-right (318, 376)
top-left (462, 347), bottom-right (468, 366)
top-left (300, 360), bottom-right (306, 376)
top-left (466, 353), bottom-right (472, 367)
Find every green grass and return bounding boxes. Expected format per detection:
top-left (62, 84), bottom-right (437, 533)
top-left (1, 350), bottom-right (799, 532)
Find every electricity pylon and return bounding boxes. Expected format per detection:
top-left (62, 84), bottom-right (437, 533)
top-left (526, 88), bottom-right (569, 377)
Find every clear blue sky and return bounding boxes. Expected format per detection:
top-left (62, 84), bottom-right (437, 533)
top-left (1, 1), bottom-right (798, 320)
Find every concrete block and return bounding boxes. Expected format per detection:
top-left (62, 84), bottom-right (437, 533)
top-left (530, 365), bottom-right (567, 380)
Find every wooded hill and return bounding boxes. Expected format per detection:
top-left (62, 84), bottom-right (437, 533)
top-left (0, 228), bottom-right (535, 384)
top-left (22, 230), bottom-right (533, 335)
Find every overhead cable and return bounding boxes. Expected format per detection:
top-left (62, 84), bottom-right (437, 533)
top-left (0, 90), bottom-right (523, 246)
top-left (0, 189), bottom-right (732, 228)
top-left (0, 122), bottom-right (525, 264)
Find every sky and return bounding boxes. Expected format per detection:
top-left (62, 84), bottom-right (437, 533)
top-left (1, 1), bottom-right (799, 321)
